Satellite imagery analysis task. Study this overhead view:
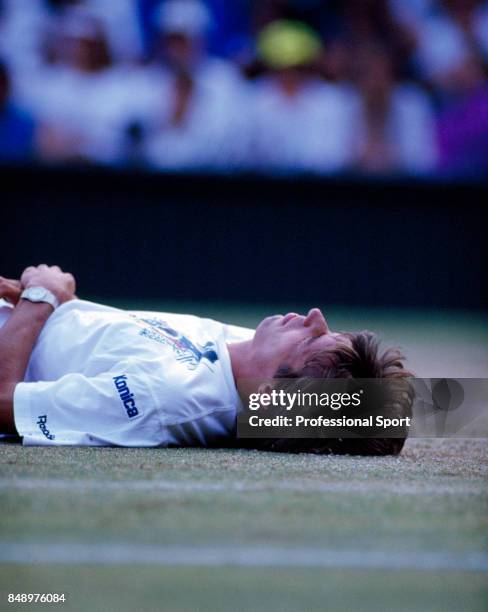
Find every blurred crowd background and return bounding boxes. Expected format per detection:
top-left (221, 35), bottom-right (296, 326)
top-left (1, 0), bottom-right (487, 177)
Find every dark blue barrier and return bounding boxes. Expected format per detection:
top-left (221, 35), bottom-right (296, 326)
top-left (2, 165), bottom-right (486, 309)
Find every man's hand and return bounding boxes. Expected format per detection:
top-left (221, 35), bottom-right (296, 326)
top-left (0, 277), bottom-right (22, 305)
top-left (21, 264), bottom-right (76, 305)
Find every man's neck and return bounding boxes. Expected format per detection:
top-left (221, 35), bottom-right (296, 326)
top-left (227, 340), bottom-right (261, 400)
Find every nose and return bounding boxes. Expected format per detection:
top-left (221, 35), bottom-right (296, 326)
top-left (304, 308), bottom-right (329, 335)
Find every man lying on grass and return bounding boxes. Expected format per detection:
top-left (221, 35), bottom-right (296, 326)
top-left (0, 265), bottom-right (413, 455)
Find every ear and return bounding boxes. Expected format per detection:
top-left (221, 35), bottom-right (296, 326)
top-left (257, 382), bottom-right (273, 395)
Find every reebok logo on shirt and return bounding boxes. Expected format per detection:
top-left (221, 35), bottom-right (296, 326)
top-left (37, 415), bottom-right (55, 440)
top-left (113, 375), bottom-right (139, 419)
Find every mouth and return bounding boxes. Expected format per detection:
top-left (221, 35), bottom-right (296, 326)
top-left (281, 313), bottom-right (302, 325)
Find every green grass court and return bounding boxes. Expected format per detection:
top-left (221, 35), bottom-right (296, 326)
top-left (0, 303), bottom-right (487, 611)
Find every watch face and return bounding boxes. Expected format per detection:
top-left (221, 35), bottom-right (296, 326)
top-left (29, 287), bottom-right (47, 300)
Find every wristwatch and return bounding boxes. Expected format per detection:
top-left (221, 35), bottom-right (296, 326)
top-left (21, 286), bottom-right (60, 310)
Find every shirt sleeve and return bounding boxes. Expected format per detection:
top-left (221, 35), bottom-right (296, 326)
top-left (13, 365), bottom-right (163, 447)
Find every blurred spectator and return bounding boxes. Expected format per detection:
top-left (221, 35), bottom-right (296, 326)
top-left (0, 60), bottom-right (36, 162)
top-left (41, 0), bottom-right (142, 63)
top-left (413, 0), bottom-right (488, 86)
top-left (337, 0), bottom-right (416, 79)
top-left (351, 43), bottom-right (437, 174)
top-left (437, 52), bottom-right (488, 175)
top-left (142, 0), bottom-right (249, 170)
top-left (17, 8), bottom-right (149, 164)
top-left (150, 0), bottom-right (241, 90)
top-left (77, 0), bottom-right (143, 63)
top-left (0, 0), bottom-right (49, 80)
top-left (249, 20), bottom-right (358, 173)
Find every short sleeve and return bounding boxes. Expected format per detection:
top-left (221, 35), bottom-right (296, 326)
top-left (13, 366), bottom-right (163, 446)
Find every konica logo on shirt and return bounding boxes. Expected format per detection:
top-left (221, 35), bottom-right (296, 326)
top-left (113, 375), bottom-right (140, 419)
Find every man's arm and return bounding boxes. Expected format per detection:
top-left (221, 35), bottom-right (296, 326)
top-left (0, 265), bottom-right (76, 434)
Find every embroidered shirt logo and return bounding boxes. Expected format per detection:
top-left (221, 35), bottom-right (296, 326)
top-left (37, 415), bottom-right (55, 440)
top-left (113, 375), bottom-right (140, 418)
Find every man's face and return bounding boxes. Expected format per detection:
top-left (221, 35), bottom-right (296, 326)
top-left (162, 33), bottom-right (195, 69)
top-left (251, 308), bottom-right (350, 377)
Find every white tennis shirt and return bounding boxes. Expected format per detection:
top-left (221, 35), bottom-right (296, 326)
top-left (0, 299), bottom-right (253, 447)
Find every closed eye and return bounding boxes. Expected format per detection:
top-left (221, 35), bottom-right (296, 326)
top-left (306, 335), bottom-right (322, 345)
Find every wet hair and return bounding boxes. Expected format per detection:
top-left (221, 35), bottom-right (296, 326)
top-left (238, 331), bottom-right (414, 456)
